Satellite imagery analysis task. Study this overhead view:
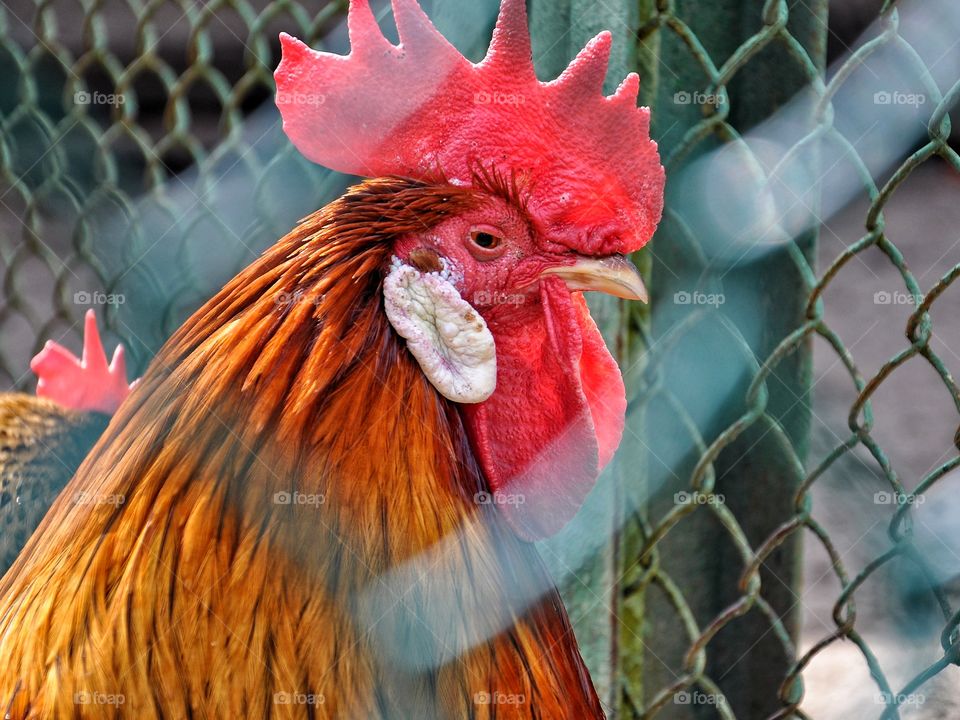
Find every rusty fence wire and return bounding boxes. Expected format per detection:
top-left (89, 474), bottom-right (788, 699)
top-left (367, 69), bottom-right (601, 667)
top-left (0, 0), bottom-right (959, 718)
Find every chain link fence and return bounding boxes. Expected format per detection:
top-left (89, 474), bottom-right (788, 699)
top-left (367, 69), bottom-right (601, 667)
top-left (623, 0), bottom-right (960, 717)
top-left (1, 0), bottom-right (958, 718)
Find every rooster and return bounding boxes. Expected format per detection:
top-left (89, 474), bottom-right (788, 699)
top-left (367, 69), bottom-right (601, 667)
top-left (0, 0), bottom-right (663, 717)
top-left (0, 311), bottom-right (133, 574)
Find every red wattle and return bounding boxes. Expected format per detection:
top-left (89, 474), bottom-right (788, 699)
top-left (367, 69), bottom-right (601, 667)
top-left (462, 277), bottom-right (625, 541)
top-left (573, 295), bottom-right (626, 470)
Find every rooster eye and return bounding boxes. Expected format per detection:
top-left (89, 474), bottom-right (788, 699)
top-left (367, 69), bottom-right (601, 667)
top-left (466, 226), bottom-right (506, 260)
top-left (473, 232), bottom-right (498, 249)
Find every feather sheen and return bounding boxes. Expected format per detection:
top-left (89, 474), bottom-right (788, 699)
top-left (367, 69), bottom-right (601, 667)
top-left (0, 178), bottom-right (603, 719)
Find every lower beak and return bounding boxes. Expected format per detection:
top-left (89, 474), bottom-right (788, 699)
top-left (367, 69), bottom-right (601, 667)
top-left (540, 254), bottom-right (648, 303)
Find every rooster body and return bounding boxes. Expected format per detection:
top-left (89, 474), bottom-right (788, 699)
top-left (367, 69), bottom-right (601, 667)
top-left (0, 395), bottom-right (107, 573)
top-left (0, 180), bottom-right (602, 718)
top-left (0, 309), bottom-right (132, 576)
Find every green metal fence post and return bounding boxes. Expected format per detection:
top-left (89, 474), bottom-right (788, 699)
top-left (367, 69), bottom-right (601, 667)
top-left (628, 0), bottom-right (826, 717)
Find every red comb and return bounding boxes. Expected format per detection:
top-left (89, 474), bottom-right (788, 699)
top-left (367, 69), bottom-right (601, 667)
top-left (274, 0), bottom-right (664, 255)
top-left (30, 310), bottom-right (136, 415)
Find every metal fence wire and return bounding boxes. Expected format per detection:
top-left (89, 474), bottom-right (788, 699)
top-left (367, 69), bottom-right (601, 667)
top-left (1, 0), bottom-right (959, 718)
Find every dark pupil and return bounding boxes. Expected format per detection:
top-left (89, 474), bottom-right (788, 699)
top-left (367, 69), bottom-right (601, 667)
top-left (474, 232), bottom-right (497, 249)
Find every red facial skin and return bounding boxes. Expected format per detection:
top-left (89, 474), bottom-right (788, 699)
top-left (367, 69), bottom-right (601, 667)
top-left (393, 194), bottom-right (559, 313)
top-left (392, 190), bottom-right (626, 541)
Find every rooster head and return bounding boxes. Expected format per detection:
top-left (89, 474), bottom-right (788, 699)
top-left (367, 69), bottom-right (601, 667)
top-left (274, 0), bottom-right (665, 540)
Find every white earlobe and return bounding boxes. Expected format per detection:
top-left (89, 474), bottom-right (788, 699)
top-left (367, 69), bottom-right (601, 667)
top-left (383, 259), bottom-right (496, 404)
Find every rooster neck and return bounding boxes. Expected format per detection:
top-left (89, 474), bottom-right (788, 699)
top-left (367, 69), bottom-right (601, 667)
top-left (166, 177), bottom-right (488, 566)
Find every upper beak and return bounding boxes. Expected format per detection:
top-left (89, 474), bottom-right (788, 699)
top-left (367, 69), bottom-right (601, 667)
top-left (540, 254), bottom-right (648, 303)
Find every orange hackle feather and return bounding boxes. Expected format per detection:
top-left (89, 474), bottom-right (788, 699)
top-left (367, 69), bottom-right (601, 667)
top-left (0, 178), bottom-right (602, 719)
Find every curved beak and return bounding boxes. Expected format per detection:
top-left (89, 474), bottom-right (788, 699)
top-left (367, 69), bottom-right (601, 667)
top-left (540, 254), bottom-right (648, 303)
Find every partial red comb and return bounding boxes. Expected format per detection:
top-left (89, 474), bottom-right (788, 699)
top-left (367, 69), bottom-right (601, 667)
top-left (275, 0), bottom-right (664, 255)
top-left (30, 310), bottom-right (136, 415)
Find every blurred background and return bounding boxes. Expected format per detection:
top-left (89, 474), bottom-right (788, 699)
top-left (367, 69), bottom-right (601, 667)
top-left (1, 0), bottom-right (959, 717)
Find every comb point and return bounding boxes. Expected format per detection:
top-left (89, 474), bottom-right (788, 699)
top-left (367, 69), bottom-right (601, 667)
top-left (391, 0), bottom-right (442, 49)
top-left (347, 0), bottom-right (388, 51)
top-left (611, 72), bottom-right (640, 104)
top-left (555, 31), bottom-right (612, 96)
top-left (81, 309), bottom-right (107, 373)
top-left (484, 0), bottom-right (534, 80)
top-left (279, 32), bottom-right (310, 57)
top-left (110, 343), bottom-right (127, 376)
